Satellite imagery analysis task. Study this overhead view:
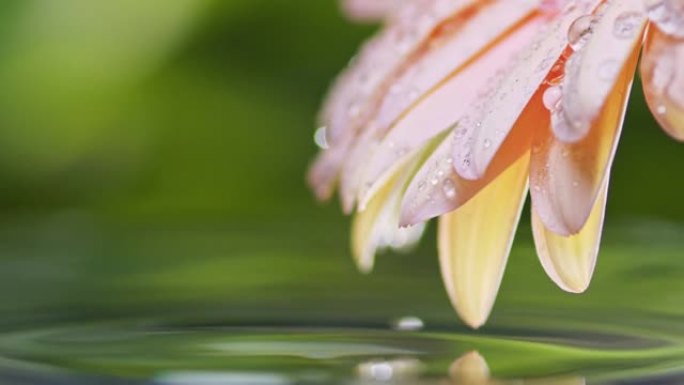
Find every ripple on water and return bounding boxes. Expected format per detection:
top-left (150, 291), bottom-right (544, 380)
top-left (0, 321), bottom-right (682, 384)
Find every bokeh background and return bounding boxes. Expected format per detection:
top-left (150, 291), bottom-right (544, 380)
top-left (0, 0), bottom-right (682, 333)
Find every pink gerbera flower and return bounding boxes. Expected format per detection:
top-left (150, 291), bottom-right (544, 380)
top-left (309, 0), bottom-right (684, 328)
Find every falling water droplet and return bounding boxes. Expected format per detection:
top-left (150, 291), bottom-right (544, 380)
top-left (568, 15), bottom-right (595, 51)
top-left (392, 316), bottom-right (425, 331)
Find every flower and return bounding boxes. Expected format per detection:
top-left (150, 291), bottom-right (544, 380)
top-left (308, 0), bottom-right (684, 328)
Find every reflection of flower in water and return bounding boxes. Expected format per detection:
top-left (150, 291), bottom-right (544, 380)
top-left (449, 352), bottom-right (585, 385)
top-left (309, 0), bottom-right (684, 328)
top-left (356, 351), bottom-right (585, 384)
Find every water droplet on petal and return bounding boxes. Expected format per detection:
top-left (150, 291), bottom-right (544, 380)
top-left (313, 126), bottom-right (329, 149)
top-left (568, 15), bottom-right (595, 51)
top-left (646, 0), bottom-right (684, 38)
top-left (543, 86), bottom-right (563, 111)
top-left (613, 11), bottom-right (644, 39)
top-left (442, 179), bottom-right (456, 200)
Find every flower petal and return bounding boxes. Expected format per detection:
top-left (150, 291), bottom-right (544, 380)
top-left (373, 0), bottom-right (541, 136)
top-left (313, 0), bottom-right (483, 202)
top-left (351, 161), bottom-right (425, 273)
top-left (449, 352), bottom-right (490, 382)
top-left (338, 1), bottom-right (542, 210)
top-left (532, 175), bottom-right (609, 293)
top-left (358, 16), bottom-right (544, 208)
top-left (451, 0), bottom-right (602, 180)
top-left (557, 0), bottom-right (647, 142)
top-left (438, 154), bottom-right (529, 329)
top-left (640, 24), bottom-right (684, 141)
top-left (340, 0), bottom-right (400, 22)
top-left (324, 0), bottom-right (478, 147)
top-left (399, 90), bottom-right (542, 227)
top-left (307, 135), bottom-right (353, 201)
top-left (530, 45), bottom-right (639, 236)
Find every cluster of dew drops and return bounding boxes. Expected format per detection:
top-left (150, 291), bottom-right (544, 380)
top-left (542, 0), bottom-right (684, 129)
top-left (314, 0), bottom-right (684, 206)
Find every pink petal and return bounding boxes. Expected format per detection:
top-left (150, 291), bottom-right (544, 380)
top-left (532, 174), bottom-right (609, 293)
top-left (324, 0), bottom-right (478, 147)
top-left (449, 352), bottom-right (490, 382)
top-left (351, 159), bottom-right (426, 273)
top-left (530, 47), bottom-right (639, 236)
top-left (312, 0), bottom-right (480, 202)
top-left (438, 154), bottom-right (529, 329)
top-left (307, 135), bottom-right (353, 201)
top-left (640, 24), bottom-right (684, 141)
top-left (335, 1), bottom-right (540, 210)
top-left (373, 0), bottom-right (541, 137)
top-left (357, 15), bottom-right (545, 208)
top-left (399, 91), bottom-right (544, 227)
top-left (340, 0), bottom-right (401, 22)
top-left (557, 0), bottom-right (647, 143)
top-left (451, 0), bottom-right (602, 180)
top-left (339, 129), bottom-right (379, 213)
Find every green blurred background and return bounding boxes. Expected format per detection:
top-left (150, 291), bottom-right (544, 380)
top-left (0, 0), bottom-right (681, 332)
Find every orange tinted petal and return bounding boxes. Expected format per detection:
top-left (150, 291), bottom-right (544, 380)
top-left (532, 175), bottom-right (609, 293)
top-left (324, 0), bottom-right (478, 146)
top-left (640, 25), bottom-right (684, 141)
top-left (351, 162), bottom-right (425, 273)
top-left (400, 91), bottom-right (543, 227)
top-left (373, 0), bottom-right (541, 136)
top-left (452, 0), bottom-right (602, 180)
top-left (358, 15), bottom-right (544, 208)
top-left (438, 154), bottom-right (529, 329)
top-left (557, 0), bottom-right (647, 142)
top-left (530, 47), bottom-right (639, 235)
top-left (338, 2), bottom-right (541, 210)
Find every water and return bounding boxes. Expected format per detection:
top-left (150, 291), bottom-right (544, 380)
top-left (0, 214), bottom-right (682, 384)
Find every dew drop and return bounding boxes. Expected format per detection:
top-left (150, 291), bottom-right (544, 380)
top-left (348, 103), bottom-right (361, 118)
top-left (314, 126), bottom-right (329, 149)
top-left (430, 176), bottom-right (439, 186)
top-left (543, 86), bottom-right (563, 111)
top-left (442, 179), bottom-right (457, 200)
top-left (646, 0), bottom-right (684, 38)
top-left (657, 104), bottom-right (667, 115)
top-left (613, 11), bottom-right (644, 39)
top-left (483, 139), bottom-right (491, 149)
top-left (568, 15), bottom-right (595, 51)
